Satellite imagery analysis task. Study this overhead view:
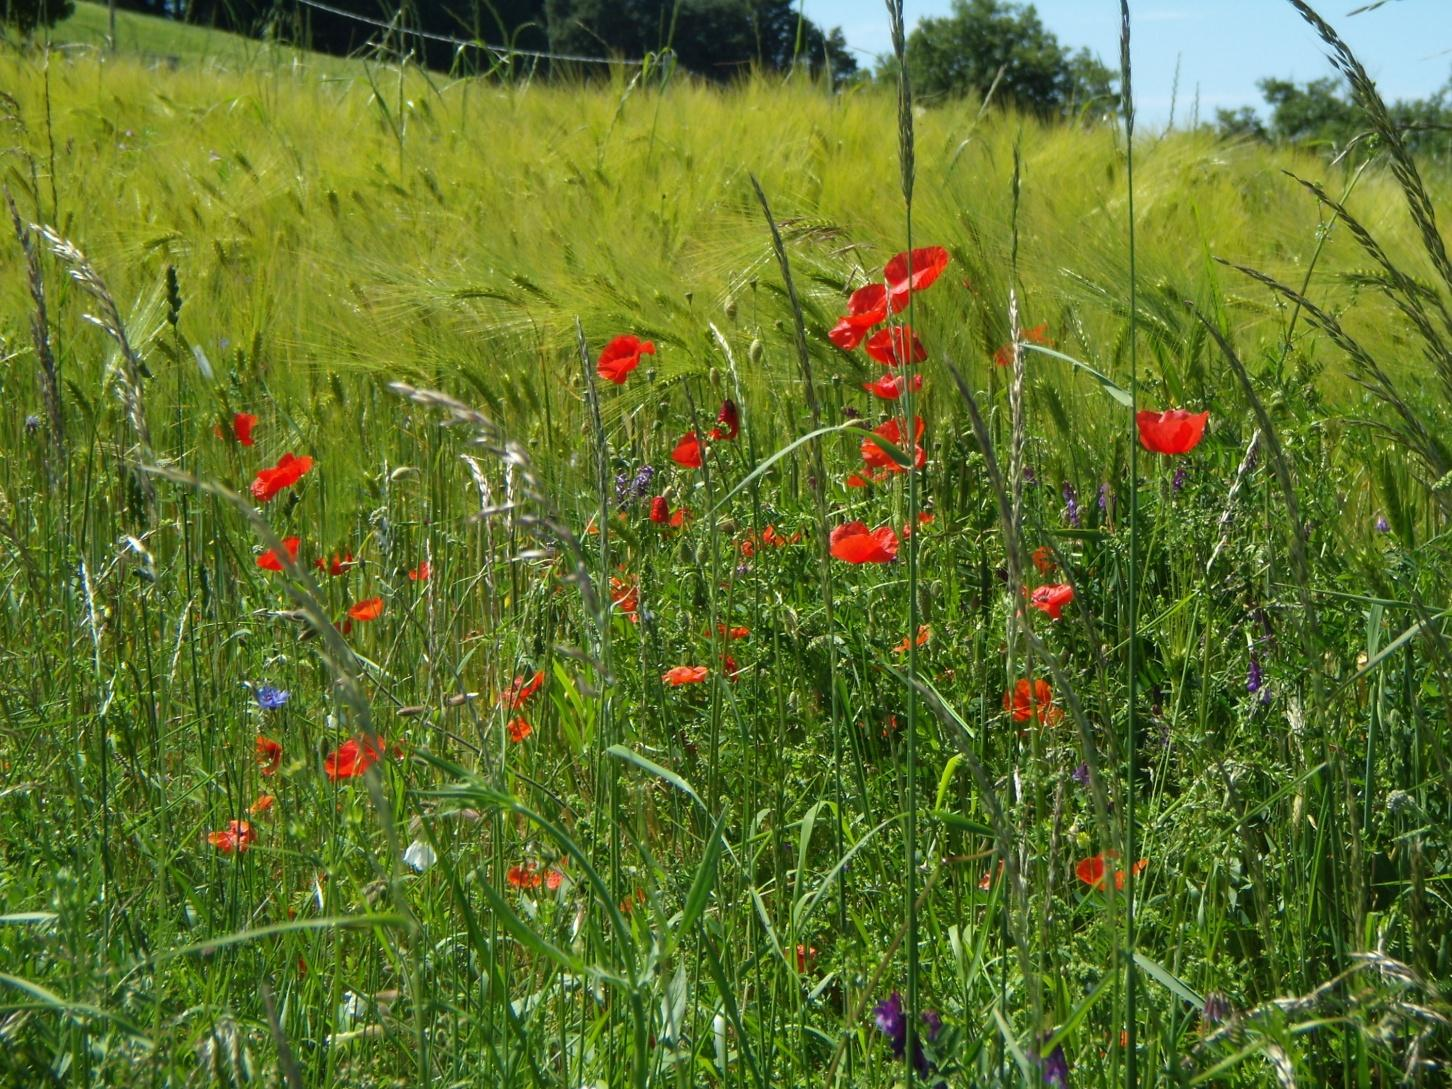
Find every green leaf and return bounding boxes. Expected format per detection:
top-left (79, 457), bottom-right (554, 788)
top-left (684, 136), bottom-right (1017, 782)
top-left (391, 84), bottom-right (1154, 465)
top-left (606, 744), bottom-right (706, 813)
top-left (1133, 951), bottom-right (1205, 1008)
top-left (1023, 342), bottom-right (1133, 406)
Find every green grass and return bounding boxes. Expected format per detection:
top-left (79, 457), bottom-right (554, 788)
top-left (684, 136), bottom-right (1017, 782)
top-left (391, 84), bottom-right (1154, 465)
top-left (46, 0), bottom-right (352, 73)
top-left (0, 12), bottom-right (1449, 1088)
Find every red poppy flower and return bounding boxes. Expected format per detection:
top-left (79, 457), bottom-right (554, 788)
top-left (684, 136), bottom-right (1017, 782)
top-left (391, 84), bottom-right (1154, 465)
top-left (845, 473), bottom-right (871, 488)
top-left (257, 536), bottom-right (301, 572)
top-left (893, 624), bottom-right (932, 653)
top-left (507, 863), bottom-right (542, 889)
top-left (232, 412), bottom-right (258, 446)
top-left (649, 496), bottom-right (669, 524)
top-left (408, 561), bottom-right (430, 582)
top-left (255, 735), bottom-right (282, 776)
top-left (993, 322), bottom-right (1052, 367)
top-left (1032, 546), bottom-right (1055, 574)
top-left (863, 372), bottom-right (924, 401)
top-left (795, 943), bottom-right (819, 973)
top-left (669, 506), bottom-right (691, 529)
top-left (597, 335), bottom-right (655, 385)
top-left (314, 551), bottom-right (356, 577)
top-left (884, 246), bottom-right (950, 303)
top-left (1003, 678), bottom-right (1062, 724)
top-left (347, 597), bottom-right (383, 622)
top-left (1135, 408), bottom-right (1209, 455)
top-left (1076, 852), bottom-right (1147, 891)
top-left (323, 736), bottom-right (386, 780)
top-left (844, 282), bottom-right (897, 326)
top-left (722, 653), bottom-right (744, 679)
top-left (713, 624), bottom-right (750, 640)
top-left (1076, 853), bottom-right (1109, 889)
top-left (865, 325), bottom-right (928, 367)
top-left (207, 819), bottom-right (255, 854)
top-left (663, 665), bottom-right (709, 686)
top-left (546, 865), bottom-right (566, 891)
top-left (1027, 583), bottom-right (1074, 620)
top-left (250, 452), bottom-right (313, 503)
top-left (671, 431), bottom-right (703, 469)
top-left (506, 717), bottom-right (532, 743)
top-left (500, 671), bottom-right (545, 709)
top-left (829, 522), bottom-right (900, 564)
top-left (828, 318), bottom-right (870, 352)
top-left (249, 794), bottom-right (275, 816)
top-left (901, 510), bottom-right (936, 538)
top-left (611, 576), bottom-right (640, 623)
top-left (861, 416), bottom-right (926, 472)
top-left (709, 399), bottom-right (740, 441)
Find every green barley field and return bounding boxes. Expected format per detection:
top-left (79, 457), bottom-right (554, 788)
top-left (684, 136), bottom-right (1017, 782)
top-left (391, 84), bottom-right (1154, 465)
top-left (1, 1), bottom-right (1449, 1085)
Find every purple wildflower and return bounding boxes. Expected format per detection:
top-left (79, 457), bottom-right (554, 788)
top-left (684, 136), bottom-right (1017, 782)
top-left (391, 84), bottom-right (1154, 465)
top-left (1375, 514), bottom-right (1390, 533)
top-left (873, 993), bottom-right (906, 1058)
top-left (1202, 992), bottom-right (1232, 1026)
top-left (1097, 482), bottom-right (1115, 520)
top-left (1023, 466), bottom-right (1037, 485)
top-left (842, 405), bottom-right (862, 421)
top-left (872, 992), bottom-right (941, 1078)
top-left (1072, 762), bottom-right (1090, 787)
top-left (1062, 482), bottom-right (1081, 528)
top-left (1039, 1043), bottom-right (1070, 1086)
top-left (1246, 656), bottom-right (1263, 694)
top-left (254, 685), bottom-right (290, 711)
top-left (25, 414), bottom-right (41, 434)
top-left (1172, 466), bottom-right (1187, 493)
top-left (616, 465), bottom-right (656, 508)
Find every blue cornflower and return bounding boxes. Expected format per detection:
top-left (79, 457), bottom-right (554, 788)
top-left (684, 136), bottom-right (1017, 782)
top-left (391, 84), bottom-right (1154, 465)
top-left (26, 415), bottom-right (41, 434)
top-left (255, 685), bottom-right (290, 711)
top-left (1375, 514), bottom-right (1390, 533)
top-left (1071, 762), bottom-right (1090, 788)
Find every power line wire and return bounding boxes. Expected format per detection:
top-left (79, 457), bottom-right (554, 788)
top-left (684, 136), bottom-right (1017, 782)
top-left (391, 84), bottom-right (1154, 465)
top-left (290, 0), bottom-right (655, 67)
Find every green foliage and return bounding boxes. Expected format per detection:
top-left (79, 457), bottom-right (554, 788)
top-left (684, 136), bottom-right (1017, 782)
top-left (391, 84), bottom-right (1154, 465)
top-left (897, 0), bottom-right (1116, 114)
top-left (1, 0), bottom-right (73, 35)
top-left (546, 0), bottom-right (856, 83)
top-left (1217, 73), bottom-right (1452, 160)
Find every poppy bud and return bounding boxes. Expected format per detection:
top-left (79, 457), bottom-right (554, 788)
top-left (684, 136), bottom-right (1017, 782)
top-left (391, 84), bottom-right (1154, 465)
top-left (649, 497), bottom-right (669, 524)
top-left (724, 297), bottom-right (737, 320)
top-left (749, 339), bottom-right (764, 365)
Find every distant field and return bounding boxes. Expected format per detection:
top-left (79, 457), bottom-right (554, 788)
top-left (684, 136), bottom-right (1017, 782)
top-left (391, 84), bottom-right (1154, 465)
top-left (1, 8), bottom-right (1449, 1087)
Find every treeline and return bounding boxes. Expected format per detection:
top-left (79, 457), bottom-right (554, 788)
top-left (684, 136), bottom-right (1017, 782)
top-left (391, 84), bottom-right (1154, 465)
top-left (115, 0), bottom-right (857, 82)
top-left (1217, 76), bottom-right (1452, 159)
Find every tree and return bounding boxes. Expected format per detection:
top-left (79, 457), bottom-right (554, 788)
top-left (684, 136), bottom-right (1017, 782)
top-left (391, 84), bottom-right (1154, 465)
top-left (2, 0), bottom-right (74, 36)
top-left (899, 0), bottom-right (1115, 116)
top-left (546, 0), bottom-right (855, 84)
top-left (1215, 75), bottom-right (1452, 160)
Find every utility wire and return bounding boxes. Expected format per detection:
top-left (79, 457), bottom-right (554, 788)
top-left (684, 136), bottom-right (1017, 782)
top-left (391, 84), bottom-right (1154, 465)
top-left (290, 0), bottom-right (657, 67)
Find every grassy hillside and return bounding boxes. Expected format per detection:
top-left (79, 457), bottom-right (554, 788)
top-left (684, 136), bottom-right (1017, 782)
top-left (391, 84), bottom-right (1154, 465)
top-left (46, 0), bottom-right (351, 71)
top-left (0, 23), bottom-right (1449, 1089)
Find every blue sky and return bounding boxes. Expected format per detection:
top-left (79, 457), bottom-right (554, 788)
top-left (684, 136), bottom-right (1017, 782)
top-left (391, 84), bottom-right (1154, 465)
top-left (799, 1), bottom-right (1452, 126)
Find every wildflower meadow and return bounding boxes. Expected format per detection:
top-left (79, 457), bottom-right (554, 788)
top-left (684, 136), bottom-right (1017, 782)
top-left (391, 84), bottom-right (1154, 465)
top-left (0, 0), bottom-right (1450, 1085)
